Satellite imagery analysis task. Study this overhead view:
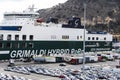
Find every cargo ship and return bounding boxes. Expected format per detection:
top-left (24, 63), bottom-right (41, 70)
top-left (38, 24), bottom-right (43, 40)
top-left (0, 5), bottom-right (112, 60)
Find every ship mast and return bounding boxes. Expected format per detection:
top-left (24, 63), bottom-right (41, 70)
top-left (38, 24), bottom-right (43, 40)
top-left (28, 5), bottom-right (36, 12)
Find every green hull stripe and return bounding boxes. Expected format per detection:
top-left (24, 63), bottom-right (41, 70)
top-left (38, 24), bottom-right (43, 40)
top-left (0, 41), bottom-right (112, 59)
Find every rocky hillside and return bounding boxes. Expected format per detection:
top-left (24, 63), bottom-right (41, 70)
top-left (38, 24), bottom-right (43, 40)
top-left (38, 0), bottom-right (120, 33)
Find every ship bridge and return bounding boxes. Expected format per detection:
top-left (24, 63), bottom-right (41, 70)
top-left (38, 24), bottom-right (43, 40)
top-left (1, 5), bottom-right (39, 26)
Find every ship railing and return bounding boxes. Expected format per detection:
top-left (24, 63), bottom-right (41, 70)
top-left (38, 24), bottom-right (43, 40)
top-left (87, 31), bottom-right (107, 34)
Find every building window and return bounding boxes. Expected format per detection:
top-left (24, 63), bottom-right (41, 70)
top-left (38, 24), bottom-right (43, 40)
top-left (62, 35), bottom-right (69, 39)
top-left (28, 43), bottom-right (34, 48)
top-left (77, 36), bottom-right (82, 40)
top-left (0, 34), bottom-right (3, 40)
top-left (0, 43), bottom-right (3, 48)
top-left (7, 35), bottom-right (11, 40)
top-left (6, 43), bottom-right (12, 48)
top-left (15, 35), bottom-right (19, 40)
top-left (88, 37), bottom-right (90, 40)
top-left (29, 35), bottom-right (33, 40)
top-left (22, 35), bottom-right (26, 40)
top-left (92, 37), bottom-right (94, 40)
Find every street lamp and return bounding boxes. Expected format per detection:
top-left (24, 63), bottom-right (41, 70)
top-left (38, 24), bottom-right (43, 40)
top-left (82, 3), bottom-right (87, 73)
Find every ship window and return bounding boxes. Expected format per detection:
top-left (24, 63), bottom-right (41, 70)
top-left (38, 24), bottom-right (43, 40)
top-left (15, 35), bottom-right (19, 40)
top-left (80, 36), bottom-right (82, 39)
top-left (7, 35), bottom-right (11, 40)
top-left (14, 43), bottom-right (19, 48)
top-left (77, 36), bottom-right (82, 40)
top-left (92, 37), bottom-right (94, 40)
top-left (22, 35), bottom-right (26, 40)
top-left (0, 34), bottom-right (3, 40)
top-left (77, 36), bottom-right (79, 39)
top-left (62, 35), bottom-right (69, 39)
top-left (0, 43), bottom-right (3, 48)
top-left (88, 37), bottom-right (90, 40)
top-left (104, 37), bottom-right (106, 40)
top-left (51, 35), bottom-right (56, 39)
top-left (22, 42), bottom-right (27, 48)
top-left (96, 37), bottom-right (99, 40)
top-left (6, 43), bottom-right (12, 48)
top-left (28, 43), bottom-right (34, 48)
top-left (29, 35), bottom-right (33, 40)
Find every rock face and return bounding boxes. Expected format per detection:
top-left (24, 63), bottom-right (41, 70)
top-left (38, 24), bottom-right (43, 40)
top-left (38, 0), bottom-right (120, 21)
top-left (38, 0), bottom-right (120, 33)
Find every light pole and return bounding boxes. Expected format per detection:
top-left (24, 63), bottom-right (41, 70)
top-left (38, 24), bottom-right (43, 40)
top-left (82, 3), bottom-right (87, 73)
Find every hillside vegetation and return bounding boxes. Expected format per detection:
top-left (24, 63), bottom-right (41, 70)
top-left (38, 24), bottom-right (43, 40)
top-left (38, 0), bottom-right (120, 33)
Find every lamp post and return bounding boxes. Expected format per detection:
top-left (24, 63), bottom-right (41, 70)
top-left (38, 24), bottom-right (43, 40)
top-left (82, 3), bottom-right (87, 73)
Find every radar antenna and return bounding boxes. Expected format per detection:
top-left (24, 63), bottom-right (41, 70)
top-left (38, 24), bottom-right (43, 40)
top-left (28, 4), bottom-right (36, 12)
